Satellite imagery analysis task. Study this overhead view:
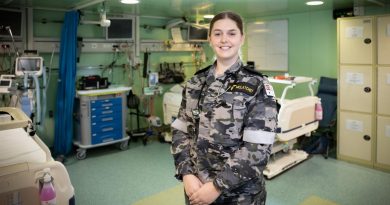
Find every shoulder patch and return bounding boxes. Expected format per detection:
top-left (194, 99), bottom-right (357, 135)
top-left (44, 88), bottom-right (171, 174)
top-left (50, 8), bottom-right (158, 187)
top-left (242, 66), bottom-right (264, 77)
top-left (194, 65), bottom-right (212, 75)
top-left (263, 81), bottom-right (275, 97)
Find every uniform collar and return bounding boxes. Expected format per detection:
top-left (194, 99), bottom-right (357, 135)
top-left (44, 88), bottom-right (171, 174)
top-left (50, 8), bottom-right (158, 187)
top-left (209, 59), bottom-right (243, 79)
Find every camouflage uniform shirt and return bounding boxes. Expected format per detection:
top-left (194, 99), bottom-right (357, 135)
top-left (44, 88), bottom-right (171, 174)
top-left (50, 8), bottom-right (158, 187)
top-left (171, 60), bottom-right (278, 204)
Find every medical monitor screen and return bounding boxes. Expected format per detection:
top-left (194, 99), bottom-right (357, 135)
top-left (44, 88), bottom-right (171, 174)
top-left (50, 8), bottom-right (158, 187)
top-left (188, 26), bottom-right (208, 42)
top-left (106, 18), bottom-right (134, 41)
top-left (15, 57), bottom-right (43, 76)
top-left (0, 8), bottom-right (23, 38)
top-left (0, 80), bottom-right (11, 86)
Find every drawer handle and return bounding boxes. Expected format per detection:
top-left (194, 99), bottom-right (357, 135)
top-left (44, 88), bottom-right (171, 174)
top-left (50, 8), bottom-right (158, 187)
top-left (364, 87), bottom-right (371, 93)
top-left (102, 117), bottom-right (113, 121)
top-left (102, 110), bottom-right (113, 114)
top-left (363, 135), bottom-right (371, 141)
top-left (102, 103), bottom-right (113, 107)
top-left (102, 127), bottom-right (114, 132)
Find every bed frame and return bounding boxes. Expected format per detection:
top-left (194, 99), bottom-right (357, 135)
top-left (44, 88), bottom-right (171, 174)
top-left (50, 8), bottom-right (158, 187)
top-left (0, 107), bottom-right (75, 204)
top-left (264, 77), bottom-right (320, 179)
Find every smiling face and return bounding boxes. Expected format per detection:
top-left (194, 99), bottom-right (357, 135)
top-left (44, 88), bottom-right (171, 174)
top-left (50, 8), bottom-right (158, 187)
top-left (209, 18), bottom-right (244, 64)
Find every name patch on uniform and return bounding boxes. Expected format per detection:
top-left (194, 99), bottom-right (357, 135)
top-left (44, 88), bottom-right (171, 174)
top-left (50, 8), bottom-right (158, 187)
top-left (226, 82), bottom-right (256, 95)
top-left (263, 81), bottom-right (275, 97)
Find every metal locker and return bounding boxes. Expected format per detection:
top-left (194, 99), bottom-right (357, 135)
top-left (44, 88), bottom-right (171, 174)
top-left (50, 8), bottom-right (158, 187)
top-left (378, 67), bottom-right (390, 115)
top-left (378, 16), bottom-right (390, 65)
top-left (338, 17), bottom-right (373, 64)
top-left (339, 65), bottom-right (373, 113)
top-left (339, 111), bottom-right (373, 162)
top-left (377, 116), bottom-right (390, 166)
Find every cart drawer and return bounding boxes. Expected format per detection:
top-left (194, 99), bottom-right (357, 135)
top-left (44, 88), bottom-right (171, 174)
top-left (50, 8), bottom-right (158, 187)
top-left (91, 131), bottom-right (123, 144)
top-left (90, 97), bottom-right (122, 109)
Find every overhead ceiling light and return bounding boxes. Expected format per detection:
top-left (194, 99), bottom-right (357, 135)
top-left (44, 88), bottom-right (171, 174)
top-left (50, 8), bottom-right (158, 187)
top-left (306, 1), bottom-right (324, 6)
top-left (120, 0), bottom-right (139, 4)
top-left (203, 14), bottom-right (214, 19)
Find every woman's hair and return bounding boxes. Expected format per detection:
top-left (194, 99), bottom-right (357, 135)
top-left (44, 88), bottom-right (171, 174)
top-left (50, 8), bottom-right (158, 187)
top-left (209, 11), bottom-right (244, 36)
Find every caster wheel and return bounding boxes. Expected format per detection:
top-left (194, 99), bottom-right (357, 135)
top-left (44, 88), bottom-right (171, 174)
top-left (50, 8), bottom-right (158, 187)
top-left (158, 133), bottom-right (165, 143)
top-left (142, 138), bottom-right (147, 146)
top-left (282, 144), bottom-right (290, 153)
top-left (119, 141), bottom-right (129, 150)
top-left (76, 149), bottom-right (87, 160)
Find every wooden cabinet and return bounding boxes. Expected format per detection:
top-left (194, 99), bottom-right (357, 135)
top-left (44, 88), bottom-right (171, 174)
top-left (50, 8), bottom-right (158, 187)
top-left (337, 15), bottom-right (390, 172)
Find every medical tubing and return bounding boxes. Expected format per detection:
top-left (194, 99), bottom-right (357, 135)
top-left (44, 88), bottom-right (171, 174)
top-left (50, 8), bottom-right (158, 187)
top-left (32, 75), bottom-right (41, 125)
top-left (46, 46), bottom-right (56, 93)
top-left (40, 67), bottom-right (47, 130)
top-left (5, 27), bottom-right (20, 59)
top-left (23, 74), bottom-right (28, 88)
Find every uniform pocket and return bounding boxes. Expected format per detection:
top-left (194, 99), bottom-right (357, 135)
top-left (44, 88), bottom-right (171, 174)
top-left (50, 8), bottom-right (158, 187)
top-left (232, 98), bottom-right (247, 137)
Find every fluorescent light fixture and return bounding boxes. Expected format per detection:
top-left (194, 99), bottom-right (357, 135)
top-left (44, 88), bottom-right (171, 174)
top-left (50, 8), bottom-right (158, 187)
top-left (120, 0), bottom-right (139, 4)
top-left (254, 21), bottom-right (265, 25)
top-left (306, 1), bottom-right (324, 6)
top-left (203, 14), bottom-right (214, 19)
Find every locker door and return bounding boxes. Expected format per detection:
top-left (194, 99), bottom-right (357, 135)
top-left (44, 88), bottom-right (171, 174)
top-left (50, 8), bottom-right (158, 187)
top-left (378, 67), bottom-right (390, 115)
top-left (378, 16), bottom-right (390, 65)
top-left (377, 116), bottom-right (390, 166)
top-left (340, 65), bottom-right (373, 112)
top-left (339, 111), bottom-right (372, 162)
top-left (339, 17), bottom-right (373, 64)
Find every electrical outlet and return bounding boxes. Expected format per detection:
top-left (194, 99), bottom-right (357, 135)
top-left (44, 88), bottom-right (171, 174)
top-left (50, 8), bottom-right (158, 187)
top-left (1, 44), bottom-right (10, 49)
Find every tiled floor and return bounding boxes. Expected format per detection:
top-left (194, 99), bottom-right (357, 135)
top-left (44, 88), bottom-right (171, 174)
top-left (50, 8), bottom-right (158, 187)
top-left (65, 140), bottom-right (390, 205)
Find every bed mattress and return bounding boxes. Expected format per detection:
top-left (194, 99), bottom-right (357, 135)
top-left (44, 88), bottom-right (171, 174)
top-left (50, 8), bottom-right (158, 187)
top-left (0, 128), bottom-right (46, 167)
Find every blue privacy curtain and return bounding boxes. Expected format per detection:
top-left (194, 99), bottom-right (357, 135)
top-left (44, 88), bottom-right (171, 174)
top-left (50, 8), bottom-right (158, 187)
top-left (54, 10), bottom-right (79, 156)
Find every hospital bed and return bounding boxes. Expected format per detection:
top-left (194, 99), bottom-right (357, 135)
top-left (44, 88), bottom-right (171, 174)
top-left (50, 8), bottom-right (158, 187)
top-left (0, 107), bottom-right (75, 205)
top-left (162, 84), bottom-right (184, 142)
top-left (162, 78), bottom-right (320, 179)
top-left (263, 76), bottom-right (320, 179)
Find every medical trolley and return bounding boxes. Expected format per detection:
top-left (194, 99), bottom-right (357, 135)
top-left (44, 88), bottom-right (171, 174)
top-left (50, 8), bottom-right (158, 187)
top-left (74, 87), bottom-right (131, 160)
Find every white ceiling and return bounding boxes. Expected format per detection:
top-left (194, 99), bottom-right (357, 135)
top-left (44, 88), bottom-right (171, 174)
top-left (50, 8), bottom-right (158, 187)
top-left (1, 0), bottom-right (389, 20)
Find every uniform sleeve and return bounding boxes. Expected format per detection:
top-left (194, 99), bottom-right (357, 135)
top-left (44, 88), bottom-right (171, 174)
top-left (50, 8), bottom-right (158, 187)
top-left (170, 86), bottom-right (195, 180)
top-left (213, 78), bottom-right (278, 192)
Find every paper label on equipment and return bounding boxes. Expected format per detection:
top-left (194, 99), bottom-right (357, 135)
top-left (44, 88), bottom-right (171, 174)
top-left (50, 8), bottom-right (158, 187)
top-left (386, 125), bottom-right (390, 138)
top-left (346, 72), bottom-right (364, 85)
top-left (171, 27), bottom-right (184, 43)
top-left (346, 119), bottom-right (363, 132)
top-left (346, 27), bottom-right (363, 38)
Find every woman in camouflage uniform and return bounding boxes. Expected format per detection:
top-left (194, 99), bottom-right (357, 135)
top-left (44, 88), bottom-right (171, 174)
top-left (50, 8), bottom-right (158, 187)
top-left (171, 11), bottom-right (278, 205)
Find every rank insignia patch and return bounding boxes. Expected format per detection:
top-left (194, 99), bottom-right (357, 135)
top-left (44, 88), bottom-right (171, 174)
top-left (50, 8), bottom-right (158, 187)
top-left (226, 82), bottom-right (256, 95)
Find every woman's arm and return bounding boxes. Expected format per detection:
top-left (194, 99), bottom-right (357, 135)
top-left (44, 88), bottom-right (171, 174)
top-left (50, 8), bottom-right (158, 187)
top-left (171, 86), bottom-right (195, 180)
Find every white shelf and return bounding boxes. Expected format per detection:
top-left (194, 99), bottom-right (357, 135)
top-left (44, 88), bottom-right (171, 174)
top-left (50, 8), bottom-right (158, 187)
top-left (268, 76), bottom-right (314, 85)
